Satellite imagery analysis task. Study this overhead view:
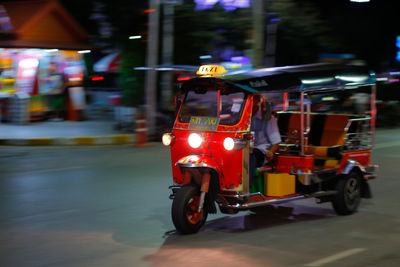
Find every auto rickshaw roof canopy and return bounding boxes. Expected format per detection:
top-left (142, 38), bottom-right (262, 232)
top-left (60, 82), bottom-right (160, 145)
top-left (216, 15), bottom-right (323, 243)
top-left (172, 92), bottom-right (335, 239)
top-left (190, 63), bottom-right (375, 94)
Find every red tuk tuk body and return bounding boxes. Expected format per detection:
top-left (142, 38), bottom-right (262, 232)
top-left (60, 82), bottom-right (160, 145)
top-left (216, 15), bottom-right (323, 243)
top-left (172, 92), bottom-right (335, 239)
top-left (163, 63), bottom-right (378, 234)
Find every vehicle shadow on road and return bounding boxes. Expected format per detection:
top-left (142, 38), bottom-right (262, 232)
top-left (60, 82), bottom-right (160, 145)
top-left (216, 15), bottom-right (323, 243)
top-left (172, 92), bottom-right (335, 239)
top-left (142, 204), bottom-right (336, 266)
top-left (204, 204), bottom-right (336, 233)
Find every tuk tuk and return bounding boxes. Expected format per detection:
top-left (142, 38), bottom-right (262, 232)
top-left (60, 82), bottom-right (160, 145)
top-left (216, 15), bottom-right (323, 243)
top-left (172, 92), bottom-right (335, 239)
top-left (162, 63), bottom-right (378, 234)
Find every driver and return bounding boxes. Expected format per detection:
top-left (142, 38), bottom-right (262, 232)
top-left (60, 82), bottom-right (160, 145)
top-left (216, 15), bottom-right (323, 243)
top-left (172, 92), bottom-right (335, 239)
top-left (250, 95), bottom-right (281, 179)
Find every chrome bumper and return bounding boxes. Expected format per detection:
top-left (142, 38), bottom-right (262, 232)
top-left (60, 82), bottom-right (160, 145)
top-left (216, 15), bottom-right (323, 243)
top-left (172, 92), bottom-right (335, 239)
top-left (364, 164), bottom-right (379, 180)
top-left (219, 191), bottom-right (338, 210)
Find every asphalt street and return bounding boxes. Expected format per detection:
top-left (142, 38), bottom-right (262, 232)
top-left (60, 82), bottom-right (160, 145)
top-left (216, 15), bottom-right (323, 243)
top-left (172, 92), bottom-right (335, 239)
top-left (1, 128), bottom-right (400, 267)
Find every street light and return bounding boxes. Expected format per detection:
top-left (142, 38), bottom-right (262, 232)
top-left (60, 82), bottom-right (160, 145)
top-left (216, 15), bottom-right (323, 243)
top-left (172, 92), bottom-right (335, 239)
top-left (78, 50), bottom-right (91, 54)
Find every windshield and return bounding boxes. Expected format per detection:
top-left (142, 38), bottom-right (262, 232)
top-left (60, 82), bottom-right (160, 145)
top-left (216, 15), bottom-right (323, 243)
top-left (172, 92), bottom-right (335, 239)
top-left (179, 89), bottom-right (246, 126)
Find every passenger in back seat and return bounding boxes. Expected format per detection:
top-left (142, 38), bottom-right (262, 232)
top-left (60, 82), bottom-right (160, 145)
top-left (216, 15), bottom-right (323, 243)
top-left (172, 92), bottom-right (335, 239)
top-left (250, 95), bottom-right (282, 181)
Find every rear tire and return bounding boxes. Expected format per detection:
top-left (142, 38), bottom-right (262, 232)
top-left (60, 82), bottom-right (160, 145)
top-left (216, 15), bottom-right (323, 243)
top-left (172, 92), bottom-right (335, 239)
top-left (171, 184), bottom-right (208, 234)
top-left (331, 172), bottom-right (361, 215)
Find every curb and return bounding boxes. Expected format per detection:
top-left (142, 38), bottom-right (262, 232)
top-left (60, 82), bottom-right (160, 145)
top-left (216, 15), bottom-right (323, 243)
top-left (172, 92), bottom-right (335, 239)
top-left (0, 134), bottom-right (135, 146)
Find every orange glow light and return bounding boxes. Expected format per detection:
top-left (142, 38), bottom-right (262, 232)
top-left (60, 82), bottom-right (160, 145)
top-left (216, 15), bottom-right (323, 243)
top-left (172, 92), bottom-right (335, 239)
top-left (177, 77), bottom-right (191, 81)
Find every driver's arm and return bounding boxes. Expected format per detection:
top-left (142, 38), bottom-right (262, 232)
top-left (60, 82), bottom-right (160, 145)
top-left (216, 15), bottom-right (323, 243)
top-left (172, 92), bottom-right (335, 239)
top-left (265, 143), bottom-right (279, 161)
top-left (265, 116), bottom-right (282, 162)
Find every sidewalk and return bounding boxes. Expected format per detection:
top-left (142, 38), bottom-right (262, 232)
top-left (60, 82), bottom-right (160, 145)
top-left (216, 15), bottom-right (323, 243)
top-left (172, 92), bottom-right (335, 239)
top-left (0, 120), bottom-right (135, 145)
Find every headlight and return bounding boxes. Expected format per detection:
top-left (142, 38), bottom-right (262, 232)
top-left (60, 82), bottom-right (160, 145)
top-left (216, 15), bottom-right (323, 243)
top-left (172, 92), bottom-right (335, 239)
top-left (188, 133), bottom-right (202, 148)
top-left (162, 133), bottom-right (174, 146)
top-left (223, 137), bottom-right (235, 151)
top-left (223, 137), bottom-right (247, 151)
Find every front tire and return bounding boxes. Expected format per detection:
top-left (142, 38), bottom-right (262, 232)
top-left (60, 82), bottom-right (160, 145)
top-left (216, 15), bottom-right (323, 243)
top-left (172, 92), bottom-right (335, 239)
top-left (172, 184), bottom-right (208, 234)
top-left (331, 172), bottom-right (361, 215)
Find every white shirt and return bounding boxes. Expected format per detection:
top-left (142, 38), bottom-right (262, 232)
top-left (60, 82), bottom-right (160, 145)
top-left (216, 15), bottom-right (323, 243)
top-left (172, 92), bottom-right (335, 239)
top-left (251, 116), bottom-right (281, 154)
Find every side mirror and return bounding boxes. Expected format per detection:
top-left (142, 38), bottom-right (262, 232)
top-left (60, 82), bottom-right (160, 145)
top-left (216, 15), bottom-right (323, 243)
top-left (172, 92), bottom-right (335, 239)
top-left (174, 92), bottom-right (183, 110)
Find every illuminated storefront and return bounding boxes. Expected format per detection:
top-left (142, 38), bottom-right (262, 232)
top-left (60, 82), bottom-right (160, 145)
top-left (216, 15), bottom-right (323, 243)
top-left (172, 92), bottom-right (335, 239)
top-left (0, 0), bottom-right (91, 122)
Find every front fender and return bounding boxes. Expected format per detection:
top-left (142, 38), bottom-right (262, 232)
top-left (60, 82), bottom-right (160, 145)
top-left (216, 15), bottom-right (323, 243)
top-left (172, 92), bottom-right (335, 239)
top-left (339, 159), bottom-right (366, 176)
top-left (175, 155), bottom-right (223, 177)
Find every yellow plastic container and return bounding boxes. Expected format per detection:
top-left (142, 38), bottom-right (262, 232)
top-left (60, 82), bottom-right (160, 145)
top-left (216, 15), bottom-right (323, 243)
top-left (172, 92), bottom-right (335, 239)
top-left (264, 173), bottom-right (295, 197)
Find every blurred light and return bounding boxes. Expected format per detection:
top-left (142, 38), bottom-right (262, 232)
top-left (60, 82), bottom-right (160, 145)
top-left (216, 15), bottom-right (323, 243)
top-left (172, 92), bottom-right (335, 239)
top-left (350, 0), bottom-right (370, 2)
top-left (335, 75), bottom-right (368, 83)
top-left (319, 53), bottom-right (355, 60)
top-left (268, 14), bottom-right (280, 23)
top-left (195, 0), bottom-right (250, 11)
top-left (376, 77), bottom-right (388, 81)
top-left (389, 71), bottom-right (400, 75)
top-left (222, 62), bottom-right (242, 69)
top-left (301, 78), bottom-right (334, 84)
top-left (78, 50), bottom-right (91, 54)
top-left (134, 67), bottom-right (152, 70)
top-left (269, 18), bottom-right (280, 23)
top-left (44, 49), bottom-right (58, 53)
top-left (388, 79), bottom-right (400, 82)
top-left (199, 55), bottom-right (212, 59)
top-left (177, 76), bottom-right (191, 81)
top-left (322, 96), bottom-right (337, 101)
top-left (91, 76), bottom-right (104, 81)
top-left (230, 56), bottom-right (251, 64)
top-left (69, 77), bottom-right (82, 82)
top-left (188, 133), bottom-right (202, 148)
top-left (129, 35), bottom-right (142, 40)
top-left (156, 67), bottom-right (175, 71)
top-left (19, 58), bottom-right (39, 68)
top-left (223, 137), bottom-right (234, 151)
top-left (144, 9), bottom-right (156, 13)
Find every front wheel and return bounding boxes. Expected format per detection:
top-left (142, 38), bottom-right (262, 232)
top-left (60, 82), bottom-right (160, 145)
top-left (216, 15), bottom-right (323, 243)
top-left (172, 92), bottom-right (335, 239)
top-left (171, 184), bottom-right (208, 234)
top-left (331, 172), bottom-right (361, 215)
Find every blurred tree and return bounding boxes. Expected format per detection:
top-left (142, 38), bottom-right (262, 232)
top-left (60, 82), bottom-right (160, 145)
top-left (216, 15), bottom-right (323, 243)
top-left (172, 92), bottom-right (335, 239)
top-left (118, 40), bottom-right (146, 107)
top-left (174, 1), bottom-right (251, 64)
top-left (62, 0), bottom-right (147, 107)
top-left (62, 0), bottom-right (147, 49)
top-left (60, 0), bottom-right (400, 71)
top-left (268, 0), bottom-right (342, 65)
top-left (102, 0), bottom-right (148, 45)
top-left (173, 0), bottom-right (339, 66)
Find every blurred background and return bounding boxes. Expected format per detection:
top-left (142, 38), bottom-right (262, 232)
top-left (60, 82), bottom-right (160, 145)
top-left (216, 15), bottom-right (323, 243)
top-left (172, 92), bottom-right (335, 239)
top-left (1, 0), bottom-right (400, 139)
top-left (2, 2), bottom-right (400, 266)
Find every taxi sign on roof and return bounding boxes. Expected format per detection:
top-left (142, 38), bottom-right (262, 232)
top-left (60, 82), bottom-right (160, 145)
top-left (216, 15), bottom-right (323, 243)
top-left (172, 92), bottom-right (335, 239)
top-left (196, 65), bottom-right (227, 76)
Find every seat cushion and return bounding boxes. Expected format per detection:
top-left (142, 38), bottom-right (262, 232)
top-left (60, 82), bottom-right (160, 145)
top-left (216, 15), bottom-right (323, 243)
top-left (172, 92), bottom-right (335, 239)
top-left (306, 145), bottom-right (343, 159)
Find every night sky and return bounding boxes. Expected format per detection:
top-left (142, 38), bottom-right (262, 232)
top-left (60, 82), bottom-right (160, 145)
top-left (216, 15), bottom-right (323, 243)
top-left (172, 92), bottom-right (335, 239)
top-left (58, 0), bottom-right (400, 71)
top-left (313, 0), bottom-right (400, 70)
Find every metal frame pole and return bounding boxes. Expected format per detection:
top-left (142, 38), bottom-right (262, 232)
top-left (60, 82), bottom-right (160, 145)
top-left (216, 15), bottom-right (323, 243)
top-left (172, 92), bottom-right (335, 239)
top-left (252, 0), bottom-right (265, 68)
top-left (300, 91), bottom-right (305, 155)
top-left (145, 0), bottom-right (160, 137)
top-left (161, 2), bottom-right (174, 110)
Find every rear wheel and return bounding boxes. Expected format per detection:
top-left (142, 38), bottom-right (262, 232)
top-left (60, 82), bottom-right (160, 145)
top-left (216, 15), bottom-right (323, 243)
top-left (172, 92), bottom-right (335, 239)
top-left (331, 172), bottom-right (361, 215)
top-left (171, 184), bottom-right (208, 234)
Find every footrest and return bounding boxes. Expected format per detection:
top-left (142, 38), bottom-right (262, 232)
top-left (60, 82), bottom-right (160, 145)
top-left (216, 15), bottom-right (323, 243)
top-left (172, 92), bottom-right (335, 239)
top-left (257, 165), bottom-right (273, 173)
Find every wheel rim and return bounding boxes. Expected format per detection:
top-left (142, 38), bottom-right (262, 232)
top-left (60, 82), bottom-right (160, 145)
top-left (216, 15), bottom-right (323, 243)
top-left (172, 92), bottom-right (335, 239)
top-left (186, 196), bottom-right (203, 224)
top-left (344, 177), bottom-right (360, 209)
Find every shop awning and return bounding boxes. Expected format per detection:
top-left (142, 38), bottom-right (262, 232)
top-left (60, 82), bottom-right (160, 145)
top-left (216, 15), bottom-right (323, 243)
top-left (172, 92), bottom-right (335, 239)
top-left (0, 40), bottom-right (96, 51)
top-left (0, 0), bottom-right (95, 51)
